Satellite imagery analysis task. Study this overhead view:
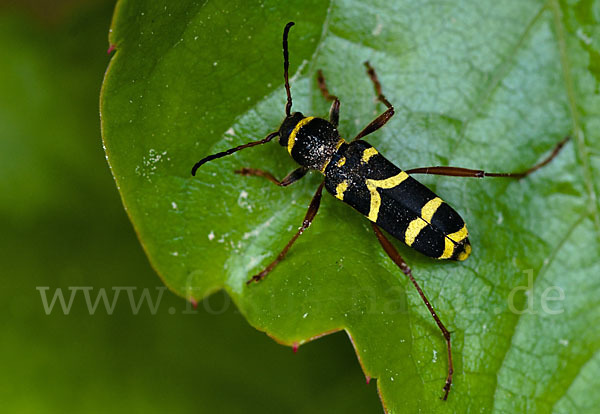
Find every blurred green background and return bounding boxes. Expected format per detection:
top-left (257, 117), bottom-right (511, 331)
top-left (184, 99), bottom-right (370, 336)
top-left (0, 1), bottom-right (380, 412)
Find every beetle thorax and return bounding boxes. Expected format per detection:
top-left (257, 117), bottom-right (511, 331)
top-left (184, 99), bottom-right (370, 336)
top-left (278, 113), bottom-right (341, 172)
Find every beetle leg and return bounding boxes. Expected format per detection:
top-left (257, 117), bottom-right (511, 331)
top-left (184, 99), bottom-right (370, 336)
top-left (371, 223), bottom-right (453, 400)
top-left (406, 136), bottom-right (570, 179)
top-left (235, 166), bottom-right (308, 187)
top-left (247, 182), bottom-right (324, 284)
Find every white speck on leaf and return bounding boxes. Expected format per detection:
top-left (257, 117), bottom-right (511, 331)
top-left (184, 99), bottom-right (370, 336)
top-left (237, 190), bottom-right (252, 212)
top-left (136, 149), bottom-right (168, 181)
top-left (208, 231), bottom-right (215, 241)
top-left (372, 14), bottom-right (383, 36)
top-left (576, 28), bottom-right (592, 45)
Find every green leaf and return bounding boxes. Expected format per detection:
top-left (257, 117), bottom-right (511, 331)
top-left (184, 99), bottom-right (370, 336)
top-left (101, 0), bottom-right (600, 411)
top-left (1, 4), bottom-right (379, 413)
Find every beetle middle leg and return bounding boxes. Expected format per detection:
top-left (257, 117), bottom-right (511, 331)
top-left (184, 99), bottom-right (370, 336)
top-left (364, 61), bottom-right (393, 109)
top-left (316, 69), bottom-right (340, 127)
top-left (247, 182), bottom-right (324, 284)
top-left (353, 61), bottom-right (395, 141)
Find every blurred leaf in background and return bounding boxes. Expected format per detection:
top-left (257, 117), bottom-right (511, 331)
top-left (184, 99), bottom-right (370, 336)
top-left (0, 1), bottom-right (379, 412)
top-left (102, 0), bottom-right (600, 412)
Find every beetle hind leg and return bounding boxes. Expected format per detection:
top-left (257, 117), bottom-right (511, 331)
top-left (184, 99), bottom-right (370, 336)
top-left (371, 223), bottom-right (454, 400)
top-left (405, 136), bottom-right (570, 179)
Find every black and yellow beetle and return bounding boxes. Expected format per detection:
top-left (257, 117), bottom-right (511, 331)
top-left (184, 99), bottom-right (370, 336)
top-left (191, 22), bottom-right (568, 400)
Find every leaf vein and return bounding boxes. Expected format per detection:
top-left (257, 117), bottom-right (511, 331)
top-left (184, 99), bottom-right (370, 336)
top-left (492, 211), bottom-right (589, 408)
top-left (549, 0), bottom-right (600, 243)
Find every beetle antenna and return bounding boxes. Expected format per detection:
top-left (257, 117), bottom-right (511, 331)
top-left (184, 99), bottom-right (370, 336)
top-left (191, 132), bottom-right (279, 176)
top-left (283, 21), bottom-right (295, 116)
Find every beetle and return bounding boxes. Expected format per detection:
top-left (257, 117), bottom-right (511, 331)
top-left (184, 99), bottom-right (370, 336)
top-left (191, 22), bottom-right (568, 400)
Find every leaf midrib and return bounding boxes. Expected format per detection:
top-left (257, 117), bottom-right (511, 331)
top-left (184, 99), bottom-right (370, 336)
top-left (550, 0), bottom-right (600, 240)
